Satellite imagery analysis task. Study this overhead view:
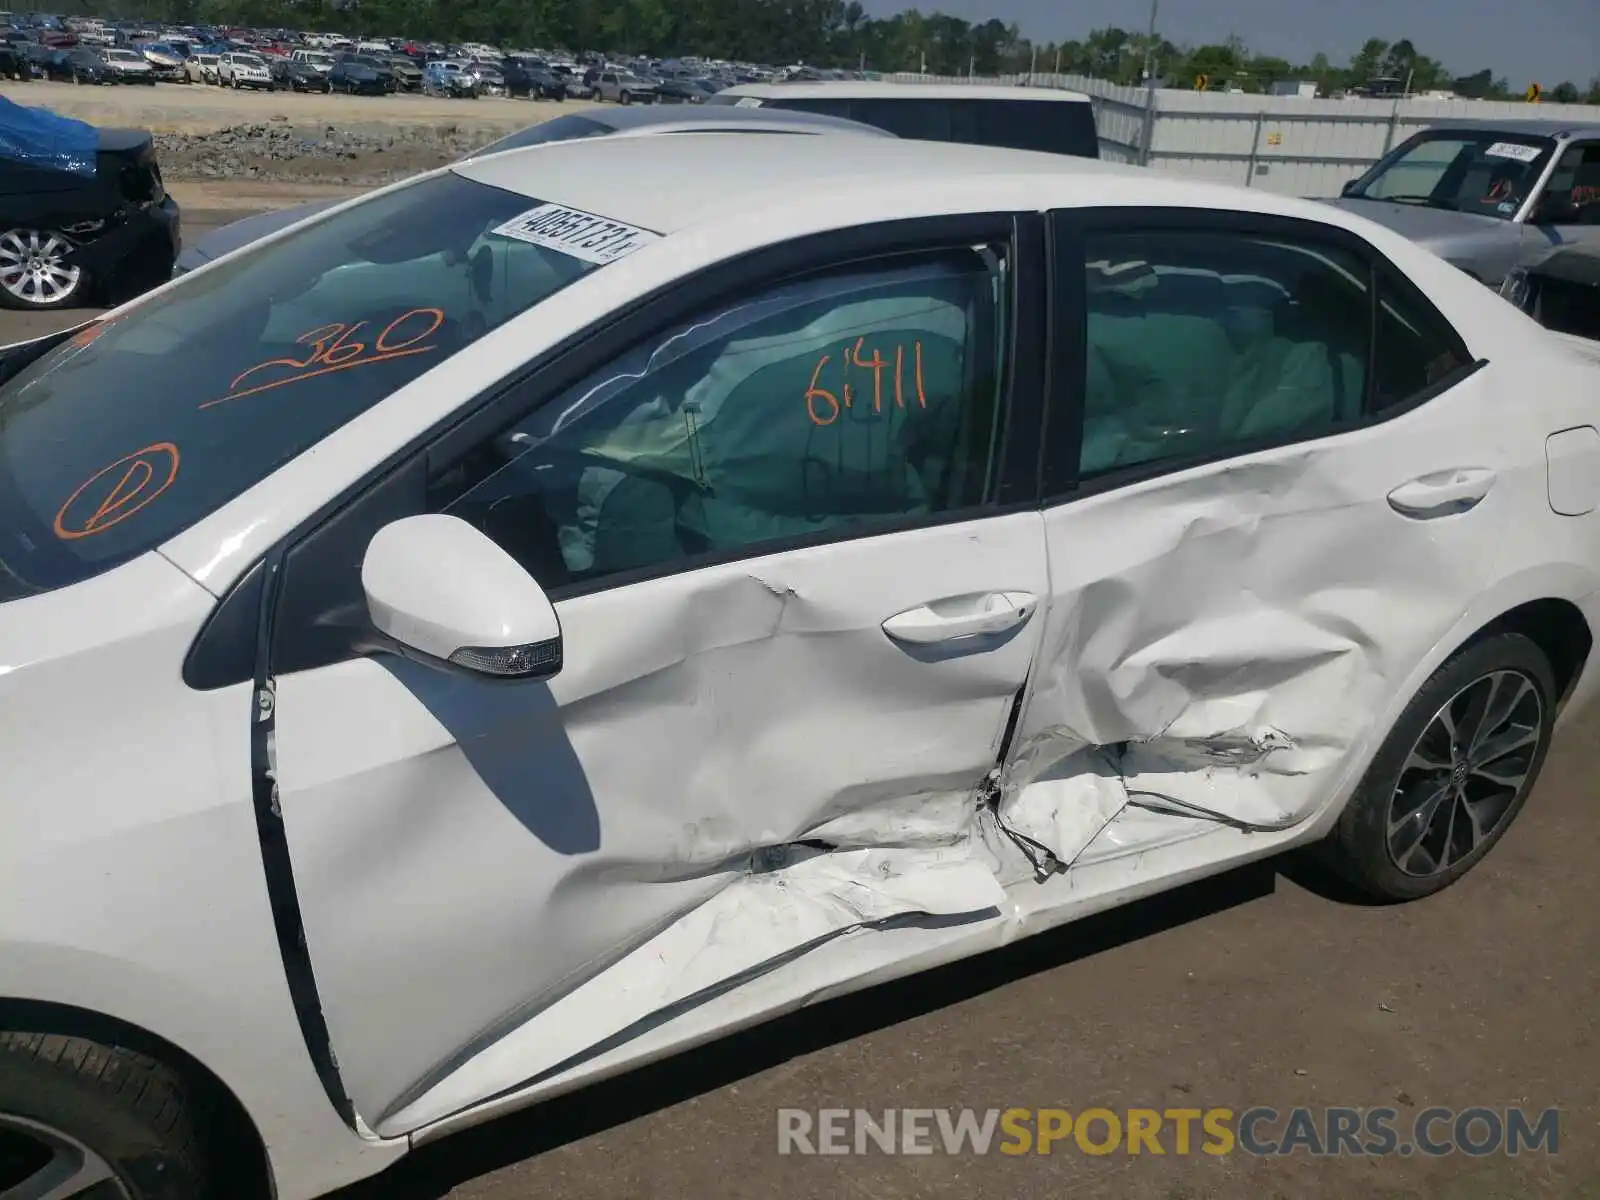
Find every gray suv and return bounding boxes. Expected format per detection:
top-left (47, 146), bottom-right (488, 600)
top-left (593, 69), bottom-right (657, 104)
top-left (1326, 119), bottom-right (1600, 289)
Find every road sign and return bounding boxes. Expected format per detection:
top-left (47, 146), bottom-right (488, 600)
top-left (1526, 82), bottom-right (1542, 103)
top-left (1194, 73), bottom-right (1209, 91)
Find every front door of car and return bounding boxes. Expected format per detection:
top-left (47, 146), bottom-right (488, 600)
top-left (266, 221), bottom-right (1050, 1135)
top-left (998, 210), bottom-right (1517, 867)
top-left (1531, 140), bottom-right (1600, 253)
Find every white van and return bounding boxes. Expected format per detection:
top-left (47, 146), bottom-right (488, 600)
top-left (707, 81), bottom-right (1100, 159)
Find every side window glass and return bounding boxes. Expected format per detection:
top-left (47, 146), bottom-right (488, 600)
top-left (851, 100), bottom-right (950, 141)
top-left (1548, 145), bottom-right (1600, 222)
top-left (1371, 272), bottom-right (1471, 413)
top-left (953, 101), bottom-right (1097, 158)
top-left (431, 249), bottom-right (1010, 590)
top-left (1078, 231), bottom-right (1369, 476)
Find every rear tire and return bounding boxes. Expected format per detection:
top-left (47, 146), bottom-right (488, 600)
top-left (0, 1032), bottom-right (212, 1199)
top-left (1322, 632), bottom-right (1557, 901)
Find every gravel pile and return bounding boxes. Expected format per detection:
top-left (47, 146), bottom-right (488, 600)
top-left (152, 121), bottom-right (496, 184)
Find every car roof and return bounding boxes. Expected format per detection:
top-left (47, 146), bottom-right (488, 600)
top-left (1421, 117), bottom-right (1600, 141)
top-left (577, 103), bottom-right (895, 136)
top-left (720, 80), bottom-right (1092, 104)
top-left (453, 130), bottom-right (1324, 235)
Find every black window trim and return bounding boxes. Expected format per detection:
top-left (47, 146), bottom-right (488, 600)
top-left (185, 210), bottom-right (1051, 690)
top-left (1038, 205), bottom-right (1486, 506)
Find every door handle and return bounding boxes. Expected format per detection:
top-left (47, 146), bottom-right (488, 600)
top-left (1387, 468), bottom-right (1496, 518)
top-left (882, 591), bottom-right (1038, 646)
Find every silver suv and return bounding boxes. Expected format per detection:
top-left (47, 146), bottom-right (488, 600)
top-left (593, 69), bottom-right (657, 104)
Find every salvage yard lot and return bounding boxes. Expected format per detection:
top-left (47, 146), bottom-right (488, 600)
top-left (0, 127), bottom-right (1596, 1200)
top-left (0, 77), bottom-right (594, 135)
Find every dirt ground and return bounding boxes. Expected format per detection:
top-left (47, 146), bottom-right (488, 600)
top-left (0, 77), bottom-right (592, 136)
top-left (0, 169), bottom-right (1595, 1200)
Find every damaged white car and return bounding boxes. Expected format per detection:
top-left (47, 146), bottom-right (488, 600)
top-left (3, 133), bottom-right (1600, 1199)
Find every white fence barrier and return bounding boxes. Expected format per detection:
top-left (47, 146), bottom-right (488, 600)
top-left (887, 71), bottom-right (1598, 197)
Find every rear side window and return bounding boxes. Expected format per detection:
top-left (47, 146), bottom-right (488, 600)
top-left (763, 96), bottom-right (1098, 159)
top-left (1371, 271), bottom-right (1472, 412)
top-left (950, 100), bottom-right (1099, 159)
top-left (1075, 231), bottom-right (1371, 476)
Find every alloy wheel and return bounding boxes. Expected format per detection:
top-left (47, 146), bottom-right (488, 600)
top-left (0, 230), bottom-right (82, 307)
top-left (1386, 668), bottom-right (1544, 877)
top-left (0, 1113), bottom-right (129, 1200)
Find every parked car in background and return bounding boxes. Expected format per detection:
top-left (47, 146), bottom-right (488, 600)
top-left (388, 53), bottom-right (422, 91)
top-left (0, 100), bottom-right (180, 308)
top-left (593, 68), bottom-right (657, 104)
top-left (63, 46), bottom-right (113, 84)
top-left (497, 58), bottom-right (556, 99)
top-left (173, 104), bottom-right (893, 274)
top-left (710, 81), bottom-right (1102, 160)
top-left (137, 41), bottom-right (186, 81)
top-left (329, 53), bottom-right (388, 95)
top-left (186, 50), bottom-right (219, 83)
top-left (1500, 245), bottom-right (1600, 353)
top-left (19, 43), bottom-right (66, 79)
top-left (0, 39), bottom-right (24, 79)
top-left (270, 55), bottom-right (330, 92)
top-left (102, 46), bottom-right (154, 83)
top-left (467, 61), bottom-right (506, 96)
top-left (217, 50), bottom-right (271, 89)
top-left (421, 58), bottom-right (476, 97)
top-left (656, 77), bottom-right (719, 104)
top-left (1327, 120), bottom-right (1600, 290)
top-left (289, 47), bottom-right (334, 76)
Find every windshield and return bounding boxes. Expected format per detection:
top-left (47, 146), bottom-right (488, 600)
top-left (107, 49), bottom-right (138, 61)
top-left (236, 53), bottom-right (264, 65)
top-left (1346, 131), bottom-right (1557, 219)
top-left (0, 172), bottom-right (602, 603)
top-left (473, 114), bottom-right (611, 157)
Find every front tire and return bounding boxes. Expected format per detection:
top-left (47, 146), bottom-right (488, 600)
top-left (0, 1033), bottom-right (212, 1199)
top-left (0, 227), bottom-right (87, 310)
top-left (1324, 632), bottom-right (1556, 901)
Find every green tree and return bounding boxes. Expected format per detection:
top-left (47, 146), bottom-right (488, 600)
top-left (1551, 80), bottom-right (1580, 104)
top-left (1349, 37), bottom-right (1388, 83)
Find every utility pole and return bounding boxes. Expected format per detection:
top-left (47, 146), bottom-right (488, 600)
top-left (1138, 0), bottom-right (1160, 166)
top-left (1140, 0), bottom-right (1159, 86)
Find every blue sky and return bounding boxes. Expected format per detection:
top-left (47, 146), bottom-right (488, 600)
top-left (860, 0), bottom-right (1600, 90)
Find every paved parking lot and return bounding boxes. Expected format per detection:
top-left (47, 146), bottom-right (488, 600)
top-left (2, 189), bottom-right (1594, 1200)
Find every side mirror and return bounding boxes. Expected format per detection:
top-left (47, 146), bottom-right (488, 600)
top-left (1534, 194), bottom-right (1582, 226)
top-left (1339, 179), bottom-right (1361, 198)
top-left (361, 514), bottom-right (562, 680)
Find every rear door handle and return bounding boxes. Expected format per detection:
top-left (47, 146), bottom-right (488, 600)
top-left (882, 591), bottom-right (1038, 646)
top-left (1387, 468), bottom-right (1496, 518)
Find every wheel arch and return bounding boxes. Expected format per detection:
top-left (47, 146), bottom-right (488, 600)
top-left (1299, 570), bottom-right (1598, 844)
top-left (1456, 596), bottom-right (1594, 714)
top-left (0, 997), bottom-right (274, 1199)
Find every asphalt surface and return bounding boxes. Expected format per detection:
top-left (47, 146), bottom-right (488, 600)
top-left (2, 219), bottom-right (1595, 1200)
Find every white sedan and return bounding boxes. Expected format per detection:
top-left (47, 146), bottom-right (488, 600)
top-left (2, 133), bottom-right (1599, 1199)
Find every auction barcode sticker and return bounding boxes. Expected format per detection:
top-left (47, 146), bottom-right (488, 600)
top-left (491, 203), bottom-right (663, 265)
top-left (1485, 142), bottom-right (1541, 163)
